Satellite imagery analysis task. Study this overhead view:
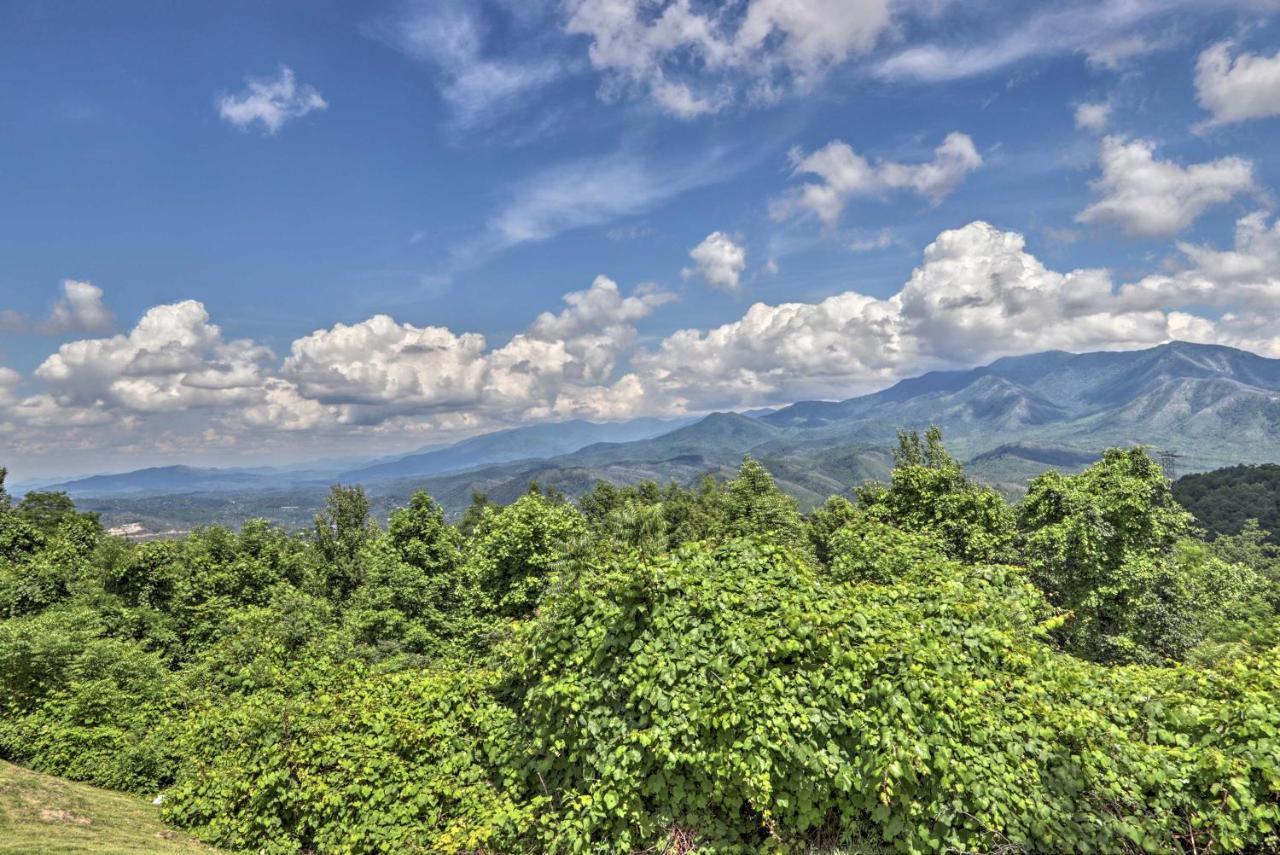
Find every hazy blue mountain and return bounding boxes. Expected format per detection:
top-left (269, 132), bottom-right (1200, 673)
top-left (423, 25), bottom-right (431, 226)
top-left (45, 466), bottom-right (283, 497)
top-left (561, 412), bottom-right (786, 468)
top-left (341, 417), bottom-right (694, 482)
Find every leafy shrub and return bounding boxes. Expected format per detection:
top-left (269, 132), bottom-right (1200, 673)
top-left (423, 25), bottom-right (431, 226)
top-left (0, 634), bottom-right (178, 792)
top-left (514, 532), bottom-right (1280, 853)
top-left (164, 666), bottom-right (530, 855)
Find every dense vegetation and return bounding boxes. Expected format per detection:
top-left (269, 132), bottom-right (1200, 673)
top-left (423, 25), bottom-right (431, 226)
top-left (2, 430), bottom-right (1279, 854)
top-left (1175, 464), bottom-right (1280, 545)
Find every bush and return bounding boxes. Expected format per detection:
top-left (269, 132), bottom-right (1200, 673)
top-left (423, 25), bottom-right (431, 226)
top-left (513, 533), bottom-right (1280, 853)
top-left (163, 666), bottom-right (530, 855)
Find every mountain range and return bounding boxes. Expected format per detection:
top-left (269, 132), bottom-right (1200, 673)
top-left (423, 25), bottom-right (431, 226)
top-left (26, 341), bottom-right (1280, 530)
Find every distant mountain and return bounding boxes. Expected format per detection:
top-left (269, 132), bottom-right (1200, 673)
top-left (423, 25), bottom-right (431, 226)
top-left (341, 417), bottom-right (694, 482)
top-left (46, 466), bottom-right (282, 497)
top-left (43, 342), bottom-right (1280, 529)
top-left (35, 417), bottom-right (693, 500)
top-left (764, 341), bottom-right (1280, 469)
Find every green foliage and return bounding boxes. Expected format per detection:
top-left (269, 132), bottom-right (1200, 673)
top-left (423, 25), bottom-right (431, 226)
top-left (164, 667), bottom-right (528, 855)
top-left (514, 533), bottom-right (1280, 853)
top-left (465, 492), bottom-right (585, 619)
top-left (312, 485), bottom-right (376, 600)
top-left (857, 427), bottom-right (1015, 563)
top-left (724, 457), bottom-right (806, 545)
top-left (806, 496), bottom-right (858, 567)
top-left (0, 433), bottom-right (1278, 854)
top-left (0, 632), bottom-right (178, 792)
top-left (1174, 463), bottom-right (1280, 545)
top-left (1016, 447), bottom-right (1241, 663)
top-left (1212, 519), bottom-right (1280, 611)
top-left (579, 476), bottom-right (730, 552)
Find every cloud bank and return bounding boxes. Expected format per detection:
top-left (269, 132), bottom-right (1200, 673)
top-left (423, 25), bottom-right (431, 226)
top-left (8, 216), bottom-right (1280, 463)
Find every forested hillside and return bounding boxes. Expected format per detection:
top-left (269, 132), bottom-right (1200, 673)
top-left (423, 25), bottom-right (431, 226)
top-left (1175, 463), bottom-right (1280, 545)
top-left (2, 431), bottom-right (1279, 854)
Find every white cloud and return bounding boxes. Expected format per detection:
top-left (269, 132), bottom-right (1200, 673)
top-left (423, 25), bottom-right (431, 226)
top-left (1076, 136), bottom-right (1256, 237)
top-left (217, 67), bottom-right (327, 135)
top-left (1116, 212), bottom-right (1280, 314)
top-left (850, 228), bottom-right (897, 252)
top-left (873, 0), bottom-right (1218, 83)
top-left (40, 280), bottom-right (114, 334)
top-left (15, 214), bottom-right (1280, 457)
top-left (1, 280), bottom-right (115, 335)
top-left (34, 300), bottom-right (274, 413)
top-left (1195, 41), bottom-right (1280, 128)
top-left (772, 133), bottom-right (981, 225)
top-left (264, 275), bottom-right (675, 428)
top-left (372, 1), bottom-right (561, 129)
top-left (482, 148), bottom-right (736, 252)
top-left (0, 367), bottom-right (20, 407)
top-left (683, 232), bottom-right (747, 292)
top-left (627, 216), bottom-right (1280, 411)
top-left (1074, 101), bottom-right (1111, 131)
top-left (563, 0), bottom-right (896, 116)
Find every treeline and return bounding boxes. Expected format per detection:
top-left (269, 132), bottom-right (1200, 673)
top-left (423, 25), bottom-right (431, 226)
top-left (1175, 463), bottom-right (1280, 546)
top-left (1, 430), bottom-right (1279, 854)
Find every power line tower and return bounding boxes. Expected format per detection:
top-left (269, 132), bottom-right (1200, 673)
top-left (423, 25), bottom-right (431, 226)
top-left (1155, 449), bottom-right (1183, 481)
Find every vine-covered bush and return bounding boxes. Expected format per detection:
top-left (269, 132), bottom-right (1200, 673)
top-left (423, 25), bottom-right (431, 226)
top-left (163, 666), bottom-right (530, 855)
top-left (516, 536), bottom-right (1280, 853)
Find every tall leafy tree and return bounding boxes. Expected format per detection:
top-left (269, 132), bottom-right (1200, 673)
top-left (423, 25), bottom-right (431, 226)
top-left (858, 427), bottom-right (1014, 563)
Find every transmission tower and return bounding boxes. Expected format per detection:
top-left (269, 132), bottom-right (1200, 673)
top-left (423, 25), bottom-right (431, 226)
top-left (1155, 449), bottom-right (1183, 481)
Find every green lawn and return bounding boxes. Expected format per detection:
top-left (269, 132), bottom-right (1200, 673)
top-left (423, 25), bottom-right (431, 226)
top-left (0, 761), bottom-right (220, 854)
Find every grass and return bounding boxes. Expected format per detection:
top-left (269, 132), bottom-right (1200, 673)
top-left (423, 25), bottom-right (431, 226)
top-left (0, 760), bottom-right (221, 854)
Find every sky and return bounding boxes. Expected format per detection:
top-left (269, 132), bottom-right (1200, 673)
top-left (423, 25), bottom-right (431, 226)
top-left (3, 0), bottom-right (1280, 479)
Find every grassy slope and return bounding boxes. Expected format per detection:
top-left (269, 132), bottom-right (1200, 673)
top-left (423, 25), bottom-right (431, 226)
top-left (0, 761), bottom-right (219, 855)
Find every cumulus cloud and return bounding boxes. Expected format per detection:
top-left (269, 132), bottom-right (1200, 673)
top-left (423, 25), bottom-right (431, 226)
top-left (772, 133), bottom-right (981, 225)
top-left (628, 216), bottom-right (1280, 411)
top-left (1, 280), bottom-right (115, 335)
top-left (683, 232), bottom-right (747, 292)
top-left (265, 275), bottom-right (675, 428)
top-left (1195, 41), bottom-right (1280, 128)
top-left (1074, 101), bottom-right (1111, 131)
top-left (217, 67), bottom-right (327, 134)
top-left (1076, 136), bottom-right (1256, 237)
top-left (34, 300), bottom-right (274, 413)
top-left (563, 0), bottom-right (896, 117)
top-left (41, 280), bottom-right (114, 334)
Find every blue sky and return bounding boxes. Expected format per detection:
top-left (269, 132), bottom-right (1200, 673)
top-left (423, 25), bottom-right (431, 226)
top-left (3, 0), bottom-right (1280, 478)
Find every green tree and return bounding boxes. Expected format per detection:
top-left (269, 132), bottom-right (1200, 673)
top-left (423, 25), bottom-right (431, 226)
top-left (456, 491), bottom-right (494, 540)
top-left (858, 427), bottom-right (1014, 563)
top-left (1017, 447), bottom-right (1236, 663)
top-left (15, 491), bottom-right (86, 535)
top-left (806, 495), bottom-right (858, 566)
top-left (312, 485), bottom-right (375, 601)
top-left (724, 457), bottom-right (805, 545)
top-left (466, 493), bottom-right (585, 619)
